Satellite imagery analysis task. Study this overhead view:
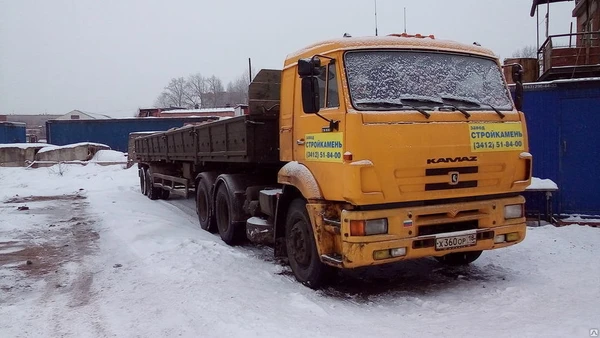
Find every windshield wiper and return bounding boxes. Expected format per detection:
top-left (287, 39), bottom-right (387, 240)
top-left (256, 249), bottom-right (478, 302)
top-left (479, 102), bottom-right (505, 119)
top-left (402, 97), bottom-right (470, 119)
top-left (440, 102), bottom-right (471, 119)
top-left (356, 100), bottom-right (431, 119)
top-left (441, 96), bottom-right (505, 119)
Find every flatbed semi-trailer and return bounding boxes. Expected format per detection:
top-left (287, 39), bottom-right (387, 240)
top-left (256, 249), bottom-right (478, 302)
top-left (135, 34), bottom-right (531, 288)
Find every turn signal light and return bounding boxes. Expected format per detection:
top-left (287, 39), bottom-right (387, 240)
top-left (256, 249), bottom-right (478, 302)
top-left (350, 220), bottom-right (366, 236)
top-left (350, 219), bottom-right (388, 236)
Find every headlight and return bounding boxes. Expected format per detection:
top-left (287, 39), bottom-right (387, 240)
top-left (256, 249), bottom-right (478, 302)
top-left (350, 218), bottom-right (388, 236)
top-left (504, 204), bottom-right (524, 219)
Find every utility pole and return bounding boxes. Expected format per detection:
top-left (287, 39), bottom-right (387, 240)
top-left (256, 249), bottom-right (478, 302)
top-left (404, 7), bottom-right (407, 34)
top-left (374, 0), bottom-right (378, 36)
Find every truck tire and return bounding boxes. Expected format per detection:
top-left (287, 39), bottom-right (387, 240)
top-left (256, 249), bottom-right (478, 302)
top-left (196, 179), bottom-right (216, 232)
top-left (215, 184), bottom-right (244, 244)
top-left (285, 199), bottom-right (334, 289)
top-left (159, 189), bottom-right (170, 200)
top-left (435, 250), bottom-right (482, 266)
top-left (139, 168), bottom-right (147, 195)
top-left (146, 169), bottom-right (160, 200)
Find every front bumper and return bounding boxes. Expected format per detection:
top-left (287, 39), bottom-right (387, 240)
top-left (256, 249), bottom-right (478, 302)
top-left (336, 195), bottom-right (526, 268)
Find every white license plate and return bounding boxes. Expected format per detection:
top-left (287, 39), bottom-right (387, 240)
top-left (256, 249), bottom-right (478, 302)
top-left (435, 234), bottom-right (477, 250)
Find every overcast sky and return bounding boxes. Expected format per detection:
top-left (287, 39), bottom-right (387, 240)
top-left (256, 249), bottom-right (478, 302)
top-left (0, 0), bottom-right (577, 116)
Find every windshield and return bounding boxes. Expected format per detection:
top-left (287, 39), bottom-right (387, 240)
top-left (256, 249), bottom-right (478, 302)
top-left (344, 50), bottom-right (513, 111)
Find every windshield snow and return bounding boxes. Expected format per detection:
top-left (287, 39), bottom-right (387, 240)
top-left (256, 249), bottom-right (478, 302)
top-left (344, 50), bottom-right (513, 111)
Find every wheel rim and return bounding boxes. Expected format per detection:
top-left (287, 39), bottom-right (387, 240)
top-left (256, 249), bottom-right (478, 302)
top-left (217, 195), bottom-right (229, 233)
top-left (198, 187), bottom-right (208, 223)
top-left (289, 220), bottom-right (311, 267)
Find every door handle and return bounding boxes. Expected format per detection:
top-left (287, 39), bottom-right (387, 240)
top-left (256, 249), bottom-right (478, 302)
top-left (296, 139), bottom-right (305, 145)
top-left (563, 140), bottom-right (567, 153)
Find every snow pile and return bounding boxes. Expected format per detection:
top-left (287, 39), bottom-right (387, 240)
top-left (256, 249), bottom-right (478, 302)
top-left (91, 150), bottom-right (127, 162)
top-left (527, 177), bottom-right (559, 190)
top-left (0, 165), bottom-right (598, 337)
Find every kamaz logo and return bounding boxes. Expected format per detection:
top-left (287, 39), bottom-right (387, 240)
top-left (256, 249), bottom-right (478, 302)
top-left (427, 156), bottom-right (478, 164)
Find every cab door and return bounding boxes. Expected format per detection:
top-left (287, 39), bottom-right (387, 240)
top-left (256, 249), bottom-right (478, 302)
top-left (292, 55), bottom-right (347, 200)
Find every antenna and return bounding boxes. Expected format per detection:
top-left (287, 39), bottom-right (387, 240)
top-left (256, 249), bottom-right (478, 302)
top-left (374, 0), bottom-right (378, 36)
top-left (248, 58), bottom-right (252, 83)
top-left (403, 7), bottom-right (407, 34)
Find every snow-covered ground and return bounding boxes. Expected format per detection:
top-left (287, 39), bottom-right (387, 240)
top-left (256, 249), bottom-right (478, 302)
top-left (0, 165), bottom-right (598, 338)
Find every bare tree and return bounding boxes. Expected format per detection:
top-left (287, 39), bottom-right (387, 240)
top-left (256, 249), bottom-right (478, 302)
top-left (155, 71), bottom-right (252, 109)
top-left (185, 73), bottom-right (208, 108)
top-left (156, 77), bottom-right (188, 108)
top-left (512, 45), bottom-right (537, 58)
top-left (226, 70), bottom-right (252, 105)
top-left (206, 75), bottom-right (224, 108)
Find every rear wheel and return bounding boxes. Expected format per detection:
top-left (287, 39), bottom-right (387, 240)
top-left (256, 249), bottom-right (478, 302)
top-left (146, 168), bottom-right (160, 200)
top-left (285, 199), bottom-right (335, 289)
top-left (215, 184), bottom-right (244, 244)
top-left (196, 179), bottom-right (216, 232)
top-left (435, 250), bottom-right (483, 266)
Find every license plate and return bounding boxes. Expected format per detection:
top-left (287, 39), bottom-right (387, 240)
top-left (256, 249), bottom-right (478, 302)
top-left (435, 234), bottom-right (477, 250)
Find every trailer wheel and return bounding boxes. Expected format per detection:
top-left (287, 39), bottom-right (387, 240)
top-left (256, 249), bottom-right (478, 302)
top-left (285, 199), bottom-right (334, 289)
top-left (196, 179), bottom-right (216, 233)
top-left (435, 250), bottom-right (482, 266)
top-left (146, 169), bottom-right (160, 200)
top-left (215, 184), bottom-right (244, 244)
top-left (139, 167), bottom-right (147, 195)
top-left (159, 189), bottom-right (170, 200)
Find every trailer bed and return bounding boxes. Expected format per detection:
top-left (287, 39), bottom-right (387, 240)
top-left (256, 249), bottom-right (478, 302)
top-left (135, 115), bottom-right (279, 164)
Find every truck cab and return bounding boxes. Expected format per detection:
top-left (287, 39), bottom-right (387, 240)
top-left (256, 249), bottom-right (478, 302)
top-left (276, 34), bottom-right (530, 284)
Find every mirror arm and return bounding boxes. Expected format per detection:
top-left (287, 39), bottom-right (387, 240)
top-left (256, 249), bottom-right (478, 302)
top-left (315, 112), bottom-right (339, 131)
top-left (313, 54), bottom-right (335, 63)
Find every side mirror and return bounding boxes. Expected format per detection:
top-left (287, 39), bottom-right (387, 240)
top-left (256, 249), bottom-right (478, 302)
top-left (298, 57), bottom-right (322, 77)
top-left (301, 77), bottom-right (320, 114)
top-left (512, 64), bottom-right (524, 111)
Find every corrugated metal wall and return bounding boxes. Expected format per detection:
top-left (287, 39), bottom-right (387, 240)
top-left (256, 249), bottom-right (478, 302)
top-left (522, 79), bottom-right (600, 215)
top-left (46, 117), bottom-right (217, 152)
top-left (0, 122), bottom-right (26, 143)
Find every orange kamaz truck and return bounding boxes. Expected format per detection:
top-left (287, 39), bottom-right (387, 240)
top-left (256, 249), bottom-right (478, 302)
top-left (135, 34), bottom-right (531, 288)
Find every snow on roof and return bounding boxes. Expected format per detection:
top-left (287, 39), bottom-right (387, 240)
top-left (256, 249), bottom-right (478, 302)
top-left (523, 77), bottom-right (600, 87)
top-left (85, 112), bottom-right (112, 119)
top-left (37, 142), bottom-right (110, 154)
top-left (67, 110), bottom-right (112, 119)
top-left (0, 121), bottom-right (26, 126)
top-left (286, 35), bottom-right (496, 63)
top-left (0, 143), bottom-right (50, 149)
top-left (160, 108), bottom-right (235, 114)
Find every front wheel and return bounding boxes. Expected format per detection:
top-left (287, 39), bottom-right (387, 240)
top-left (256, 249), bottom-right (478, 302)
top-left (435, 250), bottom-right (483, 266)
top-left (285, 199), bottom-right (335, 289)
